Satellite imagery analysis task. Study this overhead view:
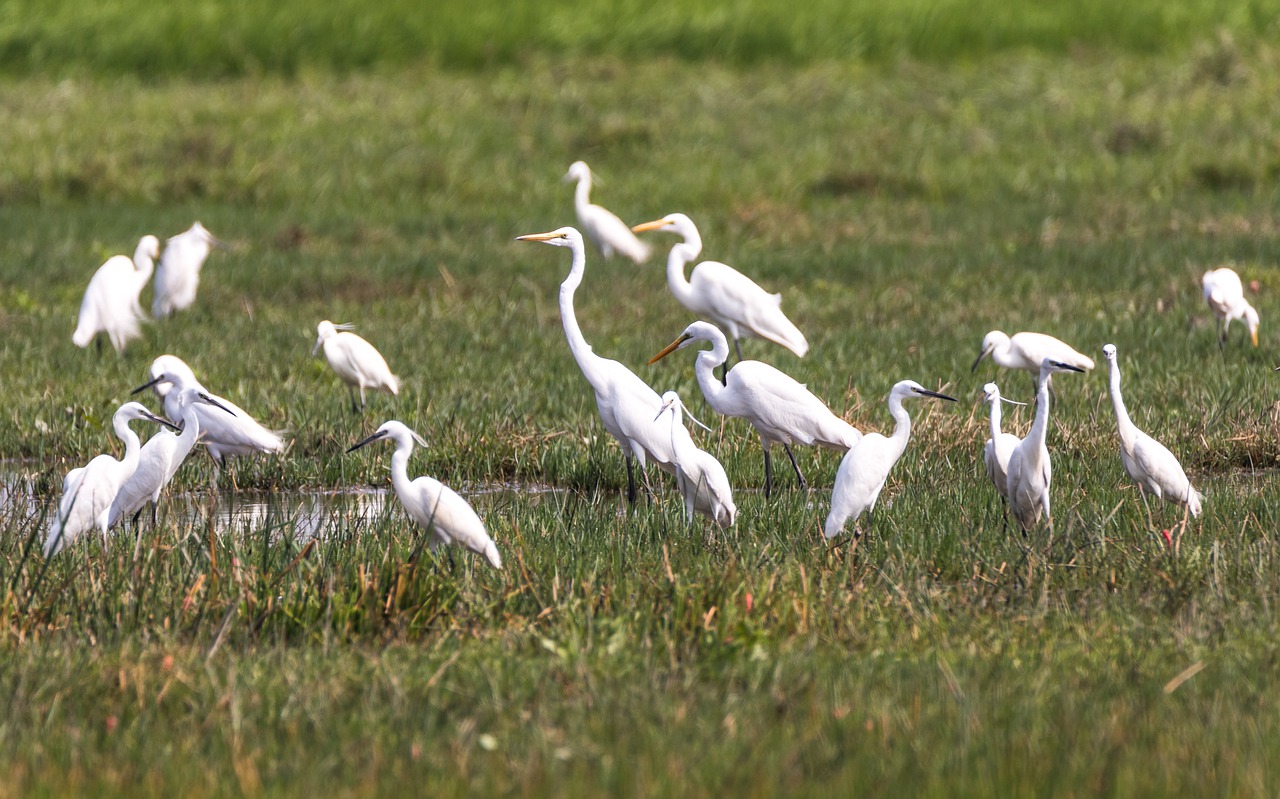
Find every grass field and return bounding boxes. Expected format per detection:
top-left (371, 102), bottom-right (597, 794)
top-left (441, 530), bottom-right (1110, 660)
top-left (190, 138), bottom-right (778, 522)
top-left (3, 5), bottom-right (1280, 796)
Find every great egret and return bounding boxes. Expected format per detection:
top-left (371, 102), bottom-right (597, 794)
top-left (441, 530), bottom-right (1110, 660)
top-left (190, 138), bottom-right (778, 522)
top-left (517, 227), bottom-right (691, 503)
top-left (1005, 358), bottom-right (1087, 530)
top-left (649, 320), bottom-right (861, 497)
top-left (824, 380), bottom-right (956, 539)
top-left (1101, 344), bottom-right (1202, 517)
top-left (981, 382), bottom-right (1025, 501)
top-left (72, 235), bottom-right (159, 354)
top-left (348, 421), bottom-right (502, 570)
top-left (632, 212), bottom-right (808, 365)
top-left (44, 402), bottom-right (178, 557)
top-left (152, 222), bottom-right (227, 318)
top-left (108, 386), bottom-right (235, 529)
top-left (136, 355), bottom-right (286, 465)
top-left (972, 330), bottom-right (1094, 382)
top-left (655, 391), bottom-right (737, 527)
top-left (1202, 267), bottom-right (1258, 348)
top-left (563, 161), bottom-right (651, 263)
top-left (313, 320), bottom-right (400, 413)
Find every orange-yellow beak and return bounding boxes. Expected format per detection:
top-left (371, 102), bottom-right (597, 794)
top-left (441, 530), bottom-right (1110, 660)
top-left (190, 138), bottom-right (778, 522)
top-left (516, 231), bottom-right (563, 243)
top-left (631, 218), bottom-right (670, 234)
top-left (648, 332), bottom-right (692, 365)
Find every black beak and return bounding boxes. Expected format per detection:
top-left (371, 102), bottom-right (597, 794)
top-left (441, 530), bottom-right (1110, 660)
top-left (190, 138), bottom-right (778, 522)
top-left (346, 431), bottom-right (385, 453)
top-left (969, 349), bottom-right (989, 373)
top-left (144, 411), bottom-right (182, 432)
top-left (198, 392), bottom-right (237, 416)
top-left (1050, 360), bottom-right (1087, 373)
top-left (915, 388), bottom-right (958, 402)
top-left (131, 375), bottom-right (166, 395)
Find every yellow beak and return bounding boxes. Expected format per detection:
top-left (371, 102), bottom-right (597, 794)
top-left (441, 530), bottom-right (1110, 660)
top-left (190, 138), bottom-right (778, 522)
top-left (648, 333), bottom-right (692, 365)
top-left (630, 218), bottom-right (669, 234)
top-left (1252, 329), bottom-right (1259, 347)
top-left (516, 231), bottom-right (562, 242)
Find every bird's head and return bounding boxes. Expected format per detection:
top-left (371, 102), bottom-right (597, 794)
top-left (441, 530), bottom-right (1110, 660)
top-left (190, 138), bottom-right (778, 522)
top-left (563, 161), bottom-right (591, 183)
top-left (648, 321), bottom-right (720, 365)
top-left (516, 227), bottom-right (583, 250)
top-left (892, 380), bottom-right (958, 404)
top-left (982, 382), bottom-right (1001, 403)
top-left (186, 221), bottom-right (229, 251)
top-left (347, 420), bottom-right (426, 453)
top-left (632, 212), bottom-right (695, 240)
top-left (313, 320), bottom-right (355, 355)
top-left (117, 401), bottom-right (181, 432)
top-left (1101, 343), bottom-right (1118, 362)
top-left (971, 330), bottom-right (1008, 372)
top-left (140, 355), bottom-right (198, 398)
top-left (655, 389), bottom-right (713, 431)
top-left (137, 235), bottom-right (161, 262)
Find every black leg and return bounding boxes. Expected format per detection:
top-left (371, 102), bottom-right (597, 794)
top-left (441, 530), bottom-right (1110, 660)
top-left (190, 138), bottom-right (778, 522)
top-left (150, 501), bottom-right (158, 528)
top-left (783, 444), bottom-right (808, 490)
top-left (95, 337), bottom-right (103, 355)
top-left (350, 387), bottom-right (360, 414)
top-left (763, 448), bottom-right (773, 499)
top-left (626, 456), bottom-right (637, 505)
top-left (734, 337), bottom-right (744, 366)
top-left (131, 508), bottom-right (143, 528)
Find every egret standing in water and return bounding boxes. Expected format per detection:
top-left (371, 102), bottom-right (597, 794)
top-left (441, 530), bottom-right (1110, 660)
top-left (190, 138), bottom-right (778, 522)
top-left (632, 212), bottom-right (808, 366)
top-left (348, 421), bottom-right (502, 570)
top-left (72, 235), bottom-right (159, 354)
top-left (152, 222), bottom-right (227, 318)
top-left (655, 391), bottom-right (736, 528)
top-left (981, 382), bottom-right (1025, 502)
top-left (1005, 358), bottom-right (1087, 531)
top-left (1202, 267), bottom-right (1258, 348)
top-left (972, 330), bottom-right (1094, 383)
top-left (649, 321), bottom-right (860, 497)
top-left (563, 161), bottom-right (650, 263)
top-left (824, 380), bottom-right (956, 540)
top-left (1101, 344), bottom-right (1202, 518)
top-left (45, 402), bottom-right (178, 557)
top-left (313, 320), bottom-right (400, 413)
top-left (517, 227), bottom-right (690, 503)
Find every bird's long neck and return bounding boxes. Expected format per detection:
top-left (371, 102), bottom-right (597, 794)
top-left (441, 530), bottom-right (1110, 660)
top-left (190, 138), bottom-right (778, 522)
top-left (178, 403), bottom-right (202, 450)
top-left (389, 438), bottom-right (415, 504)
top-left (1106, 361), bottom-right (1139, 447)
top-left (573, 174), bottom-right (592, 213)
top-left (558, 243), bottom-right (598, 373)
top-left (987, 398), bottom-right (1003, 441)
top-left (693, 335), bottom-right (730, 409)
top-left (1027, 373), bottom-right (1054, 453)
top-left (114, 417), bottom-right (144, 472)
top-left (888, 396), bottom-right (913, 453)
top-left (133, 245), bottom-right (155, 282)
top-left (665, 242), bottom-right (701, 306)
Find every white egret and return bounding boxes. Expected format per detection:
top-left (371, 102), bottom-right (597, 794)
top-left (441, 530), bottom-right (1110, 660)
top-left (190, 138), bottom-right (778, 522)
top-left (655, 391), bottom-right (737, 527)
top-left (824, 380), bottom-right (956, 540)
top-left (72, 235), bottom-right (159, 354)
top-left (108, 386), bottom-right (235, 529)
top-left (972, 330), bottom-right (1094, 382)
top-left (348, 421), bottom-right (502, 570)
top-left (1201, 267), bottom-right (1258, 348)
top-left (313, 320), bottom-right (400, 413)
top-left (649, 321), bottom-right (861, 497)
top-left (563, 161), bottom-right (651, 263)
top-left (1005, 358), bottom-right (1087, 530)
top-left (632, 212), bottom-right (808, 365)
top-left (44, 402), bottom-right (178, 557)
top-left (1101, 344), bottom-right (1202, 517)
top-left (152, 222), bottom-right (227, 318)
top-left (981, 382), bottom-right (1025, 501)
top-left (517, 227), bottom-right (692, 503)
top-left (136, 355), bottom-right (286, 465)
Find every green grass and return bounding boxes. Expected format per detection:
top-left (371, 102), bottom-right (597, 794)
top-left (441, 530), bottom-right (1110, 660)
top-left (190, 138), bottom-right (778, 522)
top-left (3, 23), bottom-right (1280, 798)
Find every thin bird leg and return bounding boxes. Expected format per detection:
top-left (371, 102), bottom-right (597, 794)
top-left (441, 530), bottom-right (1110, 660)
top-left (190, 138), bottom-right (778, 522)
top-left (1139, 489), bottom-right (1155, 533)
top-left (763, 447), bottom-right (774, 499)
top-left (349, 386), bottom-right (360, 415)
top-left (783, 444), bottom-right (808, 491)
top-left (131, 507), bottom-right (144, 529)
top-left (733, 337), bottom-right (744, 367)
top-left (95, 337), bottom-right (103, 356)
top-left (625, 455), bottom-right (637, 505)
top-left (150, 500), bottom-right (158, 529)
top-left (359, 385), bottom-right (367, 411)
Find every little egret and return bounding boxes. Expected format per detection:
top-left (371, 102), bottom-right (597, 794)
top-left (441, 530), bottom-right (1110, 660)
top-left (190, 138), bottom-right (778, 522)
top-left (313, 320), bottom-right (400, 413)
top-left (45, 402), bottom-right (178, 557)
top-left (656, 391), bottom-right (737, 527)
top-left (649, 321), bottom-right (861, 497)
top-left (824, 380), bottom-right (956, 540)
top-left (1005, 358), bottom-right (1087, 530)
top-left (1202, 267), bottom-right (1258, 348)
top-left (108, 386), bottom-right (234, 529)
top-left (348, 421), bottom-right (502, 570)
top-left (517, 227), bottom-right (692, 503)
top-left (1101, 344), bottom-right (1202, 517)
top-left (563, 161), bottom-right (650, 263)
top-left (152, 222), bottom-right (227, 318)
top-left (972, 330), bottom-right (1094, 382)
top-left (72, 235), bottom-right (159, 354)
top-left (632, 212), bottom-right (808, 365)
top-left (136, 355), bottom-right (286, 465)
top-left (981, 382), bottom-right (1025, 501)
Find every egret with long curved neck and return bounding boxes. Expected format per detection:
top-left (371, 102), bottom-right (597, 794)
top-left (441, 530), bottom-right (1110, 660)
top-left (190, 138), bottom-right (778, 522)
top-left (649, 320), bottom-right (860, 497)
top-left (981, 382), bottom-right (1025, 501)
top-left (655, 390), bottom-right (736, 527)
top-left (1005, 358), bottom-right (1086, 530)
top-left (72, 235), bottom-right (159, 354)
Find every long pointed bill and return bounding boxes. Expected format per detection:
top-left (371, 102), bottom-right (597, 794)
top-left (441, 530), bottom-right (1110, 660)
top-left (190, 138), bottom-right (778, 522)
top-left (1252, 329), bottom-right (1259, 347)
top-left (915, 388), bottom-right (958, 402)
top-left (312, 339), bottom-right (323, 356)
top-left (131, 375), bottom-right (166, 395)
top-left (631, 218), bottom-right (670, 234)
top-left (144, 411), bottom-right (182, 432)
top-left (208, 233), bottom-right (229, 251)
top-left (346, 431), bottom-right (386, 453)
top-left (1049, 360), bottom-right (1087, 373)
top-left (516, 231), bottom-right (562, 243)
top-left (197, 392), bottom-right (237, 416)
top-left (648, 333), bottom-right (692, 365)
top-left (970, 347), bottom-right (992, 373)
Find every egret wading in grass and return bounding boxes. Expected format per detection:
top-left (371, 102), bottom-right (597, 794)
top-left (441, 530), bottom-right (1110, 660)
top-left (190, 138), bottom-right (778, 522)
top-left (313, 320), bottom-right (400, 413)
top-left (656, 391), bottom-right (737, 528)
top-left (981, 382), bottom-right (1026, 502)
top-left (348, 421), bottom-right (502, 570)
top-left (108, 386), bottom-right (235, 529)
top-left (649, 321), bottom-right (861, 498)
top-left (72, 235), bottom-right (159, 354)
top-left (45, 402), bottom-right (179, 557)
top-left (632, 212), bottom-right (808, 369)
top-left (972, 330), bottom-right (1094, 385)
top-left (152, 222), bottom-right (227, 318)
top-left (1005, 358), bottom-right (1087, 531)
top-left (517, 227), bottom-right (691, 504)
top-left (1101, 344), bottom-right (1202, 520)
top-left (563, 161), bottom-right (651, 263)
top-left (137, 355), bottom-right (286, 469)
top-left (823, 380), bottom-right (956, 541)
top-left (1201, 267), bottom-right (1258, 348)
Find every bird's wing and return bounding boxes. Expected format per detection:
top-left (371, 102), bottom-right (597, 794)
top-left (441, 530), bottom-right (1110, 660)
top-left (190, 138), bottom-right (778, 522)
top-left (579, 204), bottom-right (650, 263)
top-left (1130, 433), bottom-right (1188, 499)
top-left (330, 333), bottom-right (397, 391)
top-left (410, 477), bottom-right (492, 556)
top-left (730, 362), bottom-right (857, 448)
top-left (690, 262), bottom-right (808, 356)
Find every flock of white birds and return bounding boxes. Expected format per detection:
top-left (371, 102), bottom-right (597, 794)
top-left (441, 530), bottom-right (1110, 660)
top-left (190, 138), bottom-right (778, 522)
top-left (51, 161), bottom-right (1249, 565)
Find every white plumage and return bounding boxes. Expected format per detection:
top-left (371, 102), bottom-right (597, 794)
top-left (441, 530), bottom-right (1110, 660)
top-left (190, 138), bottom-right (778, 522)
top-left (348, 421), bottom-right (502, 569)
top-left (1202, 267), bottom-right (1258, 348)
top-left (633, 212), bottom-right (808, 362)
top-left (1101, 344), bottom-right (1202, 517)
top-left (152, 222), bottom-right (226, 318)
top-left (972, 330), bottom-right (1094, 379)
top-left (563, 161), bottom-right (651, 263)
top-left (313, 320), bottom-right (400, 412)
top-left (981, 382), bottom-right (1023, 501)
top-left (649, 320), bottom-right (860, 497)
top-left (72, 235), bottom-right (159, 353)
top-left (656, 391), bottom-right (737, 528)
top-left (824, 380), bottom-right (956, 539)
top-left (1005, 359), bottom-right (1086, 530)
